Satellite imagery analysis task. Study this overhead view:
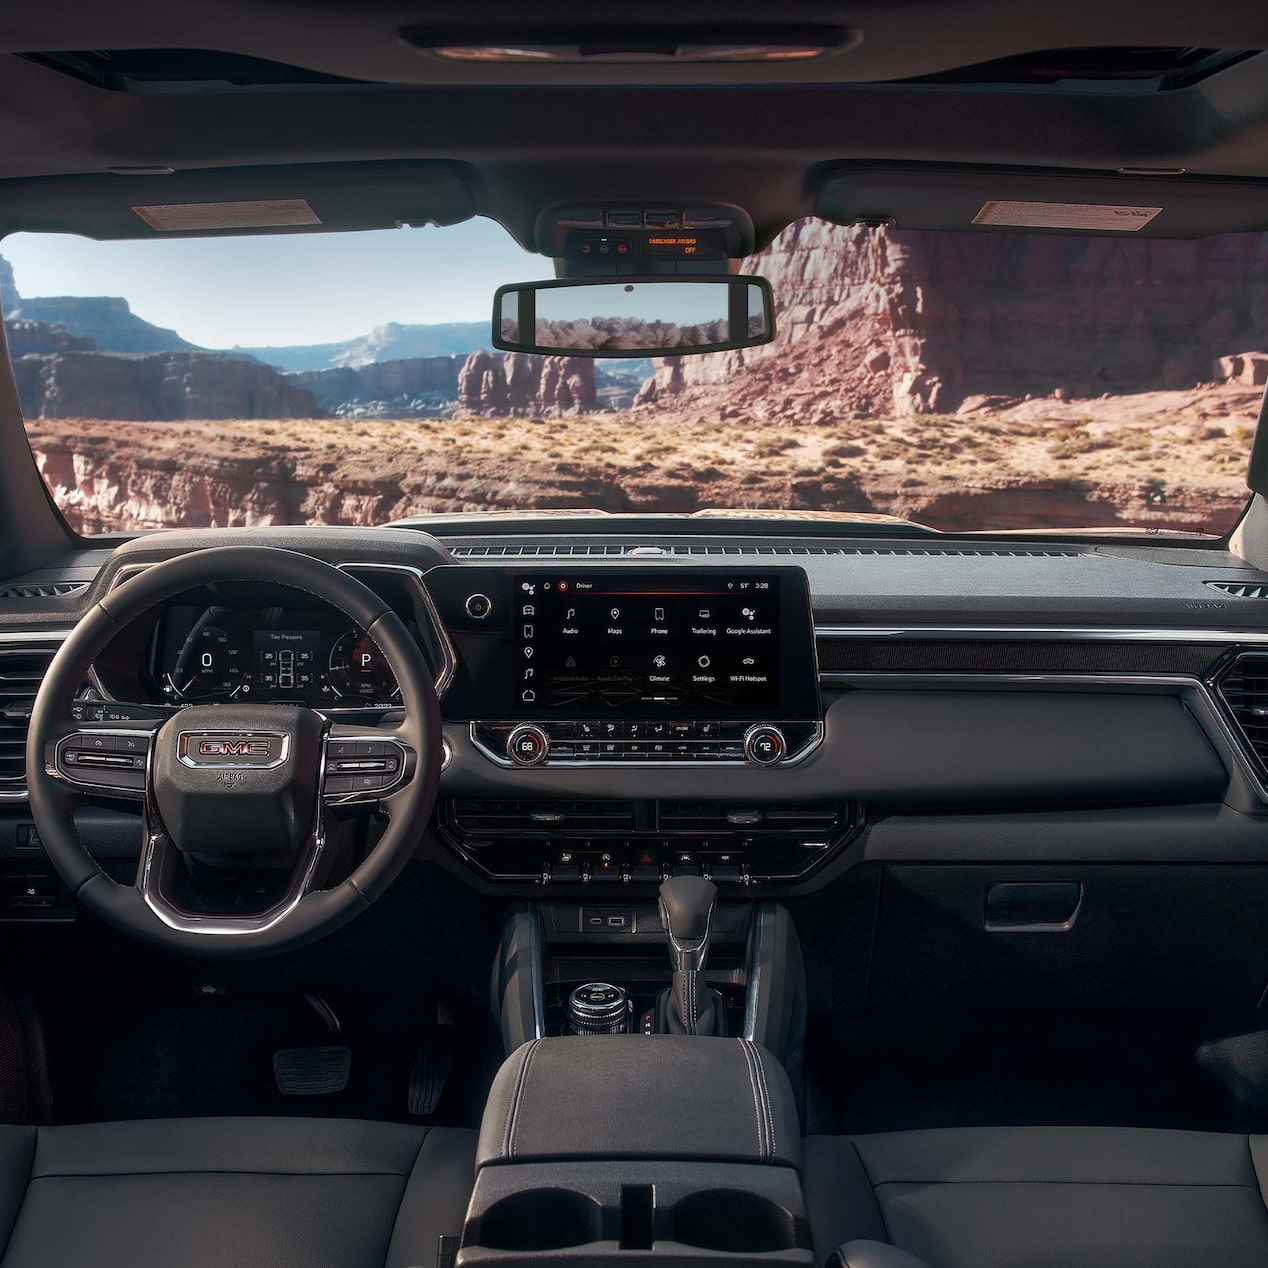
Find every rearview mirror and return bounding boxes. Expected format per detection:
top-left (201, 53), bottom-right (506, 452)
top-left (492, 276), bottom-right (774, 359)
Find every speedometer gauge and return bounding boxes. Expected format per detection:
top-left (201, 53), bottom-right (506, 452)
top-left (329, 630), bottom-right (400, 703)
top-left (166, 624), bottom-right (249, 701)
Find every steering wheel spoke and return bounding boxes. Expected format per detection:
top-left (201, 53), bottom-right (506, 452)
top-left (323, 723), bottom-right (415, 806)
top-left (49, 720), bottom-right (159, 800)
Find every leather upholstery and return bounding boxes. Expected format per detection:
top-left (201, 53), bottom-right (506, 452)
top-left (829, 1242), bottom-right (933, 1268)
top-left (804, 1127), bottom-right (1268, 1268)
top-left (0, 1117), bottom-right (476, 1268)
top-left (478, 1035), bottom-right (800, 1168)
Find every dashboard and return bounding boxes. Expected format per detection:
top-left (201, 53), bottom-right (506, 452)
top-left (10, 518), bottom-right (1268, 897)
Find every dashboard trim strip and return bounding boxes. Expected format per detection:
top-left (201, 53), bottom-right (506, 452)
top-left (466, 720), bottom-right (825, 769)
top-left (815, 625), bottom-right (1268, 643)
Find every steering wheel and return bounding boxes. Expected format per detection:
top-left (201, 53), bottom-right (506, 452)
top-left (25, 546), bottom-right (442, 958)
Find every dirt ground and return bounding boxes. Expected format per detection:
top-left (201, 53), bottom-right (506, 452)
top-left (24, 381), bottom-right (1261, 534)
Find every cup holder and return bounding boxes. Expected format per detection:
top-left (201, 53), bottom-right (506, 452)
top-left (672, 1189), bottom-right (798, 1254)
top-left (479, 1188), bottom-right (605, 1252)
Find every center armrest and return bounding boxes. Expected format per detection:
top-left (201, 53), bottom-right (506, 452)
top-left (476, 1034), bottom-right (800, 1168)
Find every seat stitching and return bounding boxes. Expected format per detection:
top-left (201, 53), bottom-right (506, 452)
top-left (27, 1168), bottom-right (414, 1181)
top-left (749, 1042), bottom-right (777, 1160)
top-left (382, 1130), bottom-right (432, 1268)
top-left (847, 1138), bottom-right (891, 1243)
top-left (500, 1040), bottom-right (536, 1159)
top-left (870, 1178), bottom-right (1262, 1189)
top-left (0, 1127), bottom-right (38, 1265)
top-left (737, 1039), bottom-right (767, 1158)
top-left (508, 1039), bottom-right (542, 1159)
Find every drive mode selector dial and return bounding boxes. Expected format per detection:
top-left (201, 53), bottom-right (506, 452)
top-left (507, 724), bottom-right (550, 767)
top-left (744, 725), bottom-right (787, 766)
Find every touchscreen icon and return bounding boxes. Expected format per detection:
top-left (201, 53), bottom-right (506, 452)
top-left (565, 607), bottom-right (576, 620)
top-left (697, 655), bottom-right (711, 669)
top-left (698, 609), bottom-right (711, 620)
top-left (610, 607), bottom-right (620, 620)
top-left (521, 689), bottom-right (535, 703)
top-left (653, 655), bottom-right (667, 669)
top-left (654, 607), bottom-right (665, 622)
top-left (742, 657), bottom-right (755, 666)
top-left (523, 647), bottom-right (534, 659)
top-left (522, 604), bottom-right (535, 616)
top-left (523, 625), bottom-right (534, 638)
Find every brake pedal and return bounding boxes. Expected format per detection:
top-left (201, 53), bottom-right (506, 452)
top-left (273, 1045), bottom-right (351, 1095)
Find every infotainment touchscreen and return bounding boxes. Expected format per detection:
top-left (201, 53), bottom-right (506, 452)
top-left (508, 569), bottom-right (817, 719)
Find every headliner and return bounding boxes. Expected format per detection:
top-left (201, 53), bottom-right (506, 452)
top-left (3, 1), bottom-right (1268, 251)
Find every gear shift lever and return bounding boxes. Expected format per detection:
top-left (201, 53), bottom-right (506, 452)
top-left (657, 876), bottom-right (724, 1036)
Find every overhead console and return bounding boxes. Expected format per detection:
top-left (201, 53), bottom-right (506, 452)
top-left (427, 566), bottom-right (822, 770)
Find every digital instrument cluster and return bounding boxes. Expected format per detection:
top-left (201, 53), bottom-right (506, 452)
top-left (152, 605), bottom-right (400, 706)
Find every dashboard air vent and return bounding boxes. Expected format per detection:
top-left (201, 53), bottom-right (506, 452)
top-left (0, 644), bottom-right (59, 798)
top-left (657, 800), bottom-right (842, 835)
top-left (0, 582), bottom-right (89, 600)
top-left (447, 543), bottom-right (1082, 559)
top-left (1215, 654), bottom-right (1268, 771)
top-left (450, 799), bottom-right (637, 836)
top-left (1206, 581), bottom-right (1268, 599)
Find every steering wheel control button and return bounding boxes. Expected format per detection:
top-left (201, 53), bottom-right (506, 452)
top-left (464, 593), bottom-right (493, 620)
top-left (507, 725), bottom-right (549, 766)
top-left (322, 735), bottom-right (408, 800)
top-left (744, 725), bottom-right (787, 766)
top-left (57, 731), bottom-right (150, 793)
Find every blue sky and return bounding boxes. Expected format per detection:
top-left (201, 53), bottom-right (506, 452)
top-left (1, 217), bottom-right (541, 348)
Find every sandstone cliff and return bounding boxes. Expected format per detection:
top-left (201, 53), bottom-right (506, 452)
top-left (15, 351), bottom-right (319, 421)
top-left (457, 350), bottom-right (597, 415)
top-left (288, 355), bottom-right (461, 417)
top-left (647, 219), bottom-right (1268, 417)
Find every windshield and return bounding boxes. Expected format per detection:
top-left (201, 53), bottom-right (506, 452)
top-left (4, 217), bottom-right (1260, 536)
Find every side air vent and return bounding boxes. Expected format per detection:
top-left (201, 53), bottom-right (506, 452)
top-left (0, 645), bottom-right (59, 798)
top-left (0, 582), bottom-right (89, 600)
top-left (447, 543), bottom-right (1082, 559)
top-left (1215, 654), bottom-right (1268, 771)
top-left (657, 800), bottom-right (842, 835)
top-left (1206, 581), bottom-right (1268, 599)
top-left (449, 799), bottom-right (638, 836)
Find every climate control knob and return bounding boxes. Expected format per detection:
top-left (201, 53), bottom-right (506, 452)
top-left (743, 725), bottom-right (787, 767)
top-left (507, 724), bottom-right (550, 767)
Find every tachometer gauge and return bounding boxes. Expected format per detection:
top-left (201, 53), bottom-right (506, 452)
top-left (166, 624), bottom-right (249, 701)
top-left (328, 630), bottom-right (400, 703)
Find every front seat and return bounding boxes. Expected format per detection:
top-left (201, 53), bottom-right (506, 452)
top-left (803, 1126), bottom-right (1268, 1268)
top-left (0, 1117), bottom-right (475, 1268)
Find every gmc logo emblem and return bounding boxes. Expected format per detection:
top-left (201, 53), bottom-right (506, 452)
top-left (178, 731), bottom-right (287, 769)
top-left (198, 740), bottom-right (270, 757)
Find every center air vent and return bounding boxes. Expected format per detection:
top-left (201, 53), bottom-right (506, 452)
top-left (657, 800), bottom-right (841, 835)
top-left (1214, 654), bottom-right (1268, 772)
top-left (449, 799), bottom-right (637, 836)
top-left (0, 644), bottom-right (59, 798)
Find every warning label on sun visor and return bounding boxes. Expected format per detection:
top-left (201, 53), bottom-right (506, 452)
top-left (972, 201), bottom-right (1162, 231)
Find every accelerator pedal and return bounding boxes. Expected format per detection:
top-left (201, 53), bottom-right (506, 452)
top-left (408, 1005), bottom-right (456, 1117)
top-left (274, 1045), bottom-right (352, 1095)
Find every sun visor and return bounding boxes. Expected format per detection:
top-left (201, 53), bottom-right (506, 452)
top-left (0, 160), bottom-right (476, 240)
top-left (815, 164), bottom-right (1268, 239)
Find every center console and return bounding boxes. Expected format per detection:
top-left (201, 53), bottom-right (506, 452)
top-left (457, 1035), bottom-right (813, 1267)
